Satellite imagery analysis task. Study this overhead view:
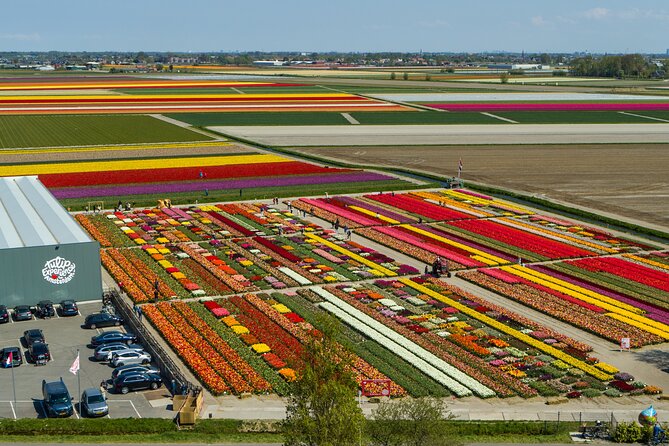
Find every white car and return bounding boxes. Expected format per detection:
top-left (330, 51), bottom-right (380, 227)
top-left (110, 350), bottom-right (152, 367)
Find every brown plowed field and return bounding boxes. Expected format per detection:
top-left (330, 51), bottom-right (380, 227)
top-left (295, 144), bottom-right (669, 229)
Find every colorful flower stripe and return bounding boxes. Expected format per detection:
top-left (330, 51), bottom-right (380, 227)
top-left (411, 224), bottom-right (518, 262)
top-left (253, 237), bottom-right (300, 262)
top-left (400, 224), bottom-right (505, 265)
top-left (0, 154), bottom-right (288, 177)
top-left (496, 217), bottom-right (617, 254)
top-left (428, 102), bottom-right (669, 112)
top-left (39, 161), bottom-right (349, 188)
top-left (568, 258), bottom-right (669, 293)
top-left (0, 93), bottom-right (370, 103)
top-left (142, 305), bottom-right (230, 394)
top-left (100, 250), bottom-right (149, 303)
top-left (443, 189), bottom-right (533, 215)
top-left (0, 80), bottom-right (288, 91)
top-left (75, 214), bottom-right (111, 247)
top-left (399, 278), bottom-right (613, 381)
top-left (624, 254), bottom-right (669, 272)
top-left (410, 191), bottom-right (494, 218)
top-left (367, 193), bottom-right (475, 221)
top-left (51, 171), bottom-right (392, 199)
top-left (172, 301), bottom-right (271, 392)
top-left (205, 210), bottom-right (255, 236)
top-left (336, 196), bottom-right (414, 223)
top-left (300, 198), bottom-right (381, 226)
top-left (304, 233), bottom-right (397, 277)
top-left (446, 219), bottom-right (596, 260)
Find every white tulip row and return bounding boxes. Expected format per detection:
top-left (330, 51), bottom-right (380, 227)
top-left (277, 267), bottom-right (313, 285)
top-left (313, 287), bottom-right (495, 398)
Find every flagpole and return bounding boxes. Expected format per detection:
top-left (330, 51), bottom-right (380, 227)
top-left (77, 349), bottom-right (81, 417)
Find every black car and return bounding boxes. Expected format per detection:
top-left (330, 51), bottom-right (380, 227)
top-left (23, 329), bottom-right (45, 347)
top-left (29, 342), bottom-right (50, 365)
top-left (0, 305), bottom-right (9, 324)
top-left (112, 371), bottom-right (162, 394)
top-left (111, 364), bottom-right (160, 381)
top-left (36, 300), bottom-right (56, 318)
top-left (59, 300), bottom-right (79, 317)
top-left (1, 347), bottom-right (22, 368)
top-left (90, 331), bottom-right (136, 347)
top-left (84, 313), bottom-right (123, 329)
top-left (13, 305), bottom-right (33, 321)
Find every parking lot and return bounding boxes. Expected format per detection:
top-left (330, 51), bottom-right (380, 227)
top-left (0, 301), bottom-right (174, 419)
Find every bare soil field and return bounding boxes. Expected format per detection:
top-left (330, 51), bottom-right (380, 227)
top-left (294, 143), bottom-right (669, 229)
top-left (210, 123), bottom-right (669, 146)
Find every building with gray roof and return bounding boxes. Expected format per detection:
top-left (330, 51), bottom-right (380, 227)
top-left (0, 176), bottom-right (102, 307)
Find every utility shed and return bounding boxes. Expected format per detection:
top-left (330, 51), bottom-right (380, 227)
top-left (0, 176), bottom-right (102, 307)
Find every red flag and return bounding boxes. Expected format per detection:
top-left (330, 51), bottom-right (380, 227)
top-left (5, 351), bottom-right (12, 367)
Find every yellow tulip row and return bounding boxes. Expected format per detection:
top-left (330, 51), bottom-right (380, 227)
top-left (400, 224), bottom-right (507, 266)
top-left (502, 265), bottom-right (642, 314)
top-left (624, 254), bottom-right (669, 272)
top-left (0, 80), bottom-right (270, 91)
top-left (605, 313), bottom-right (669, 340)
top-left (304, 233), bottom-right (396, 277)
top-left (399, 278), bottom-right (614, 381)
top-left (411, 191), bottom-right (494, 217)
top-left (497, 217), bottom-right (617, 254)
top-left (441, 190), bottom-right (534, 215)
top-left (348, 205), bottom-right (400, 224)
top-left (0, 153), bottom-right (290, 176)
top-left (1, 93), bottom-right (359, 101)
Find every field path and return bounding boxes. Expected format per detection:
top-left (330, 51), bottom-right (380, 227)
top-left (149, 114), bottom-right (226, 139)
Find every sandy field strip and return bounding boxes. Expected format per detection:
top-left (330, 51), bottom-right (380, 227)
top-left (293, 143), bottom-right (669, 229)
top-left (207, 123), bottom-right (669, 146)
top-left (369, 92), bottom-right (669, 102)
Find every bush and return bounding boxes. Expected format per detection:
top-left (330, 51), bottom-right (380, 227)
top-left (612, 422), bottom-right (644, 443)
top-left (603, 388), bottom-right (622, 397)
top-left (582, 389), bottom-right (602, 398)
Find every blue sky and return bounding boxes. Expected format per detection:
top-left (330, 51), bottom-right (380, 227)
top-left (1, 0), bottom-right (668, 53)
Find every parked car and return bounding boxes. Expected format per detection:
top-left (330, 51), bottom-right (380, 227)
top-left (36, 300), bottom-right (55, 318)
top-left (59, 300), bottom-right (79, 317)
top-left (80, 387), bottom-right (108, 417)
top-left (23, 329), bottom-right (45, 347)
top-left (93, 343), bottom-right (144, 362)
top-left (29, 342), bottom-right (50, 365)
top-left (13, 305), bottom-right (33, 321)
top-left (111, 364), bottom-right (160, 381)
top-left (0, 305), bottom-right (9, 324)
top-left (90, 331), bottom-right (137, 347)
top-left (42, 378), bottom-right (74, 417)
top-left (112, 371), bottom-right (162, 394)
top-left (1, 347), bottom-right (23, 368)
top-left (84, 313), bottom-right (123, 329)
top-left (110, 350), bottom-right (152, 367)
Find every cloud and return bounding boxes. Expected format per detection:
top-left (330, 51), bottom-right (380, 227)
top-left (531, 16), bottom-right (547, 27)
top-left (583, 7), bottom-right (610, 20)
top-left (0, 33), bottom-right (41, 41)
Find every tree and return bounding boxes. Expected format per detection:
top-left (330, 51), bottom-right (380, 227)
top-left (283, 316), bottom-right (365, 446)
top-left (390, 72), bottom-right (396, 80)
top-left (402, 72), bottom-right (409, 80)
top-left (368, 397), bottom-right (458, 446)
top-left (499, 72), bottom-right (509, 84)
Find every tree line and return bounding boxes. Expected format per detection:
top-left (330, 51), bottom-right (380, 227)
top-left (570, 54), bottom-right (665, 78)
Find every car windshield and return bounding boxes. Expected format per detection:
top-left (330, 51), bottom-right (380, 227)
top-left (86, 394), bottom-right (105, 403)
top-left (33, 344), bottom-right (47, 353)
top-left (50, 392), bottom-right (69, 404)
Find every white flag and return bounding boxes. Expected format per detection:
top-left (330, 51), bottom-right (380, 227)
top-left (69, 353), bottom-right (80, 375)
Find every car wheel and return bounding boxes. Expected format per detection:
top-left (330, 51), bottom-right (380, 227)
top-left (121, 386), bottom-right (129, 394)
top-left (90, 324), bottom-right (96, 329)
top-left (117, 362), bottom-right (124, 367)
top-left (114, 321), bottom-right (120, 326)
top-left (141, 359), bottom-right (149, 365)
top-left (150, 382), bottom-right (158, 390)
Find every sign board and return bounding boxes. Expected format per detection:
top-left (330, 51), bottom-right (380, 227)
top-left (620, 337), bottom-right (631, 351)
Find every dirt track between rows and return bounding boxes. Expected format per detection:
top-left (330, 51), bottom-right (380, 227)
top-left (294, 143), bottom-right (669, 229)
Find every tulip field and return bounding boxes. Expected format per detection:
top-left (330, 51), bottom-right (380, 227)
top-left (74, 188), bottom-right (669, 400)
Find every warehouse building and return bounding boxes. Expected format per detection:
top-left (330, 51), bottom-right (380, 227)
top-left (0, 176), bottom-right (102, 307)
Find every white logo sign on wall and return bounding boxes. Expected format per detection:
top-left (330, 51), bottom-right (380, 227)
top-left (42, 256), bottom-right (76, 284)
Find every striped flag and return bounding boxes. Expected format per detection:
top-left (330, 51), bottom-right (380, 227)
top-left (458, 158), bottom-right (463, 177)
top-left (4, 351), bottom-right (12, 367)
top-left (69, 352), bottom-right (80, 375)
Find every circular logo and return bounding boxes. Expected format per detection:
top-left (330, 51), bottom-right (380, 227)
top-left (42, 256), bottom-right (76, 285)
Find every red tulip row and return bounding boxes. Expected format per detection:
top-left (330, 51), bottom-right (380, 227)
top-left (568, 257), bottom-right (669, 293)
top-left (366, 193), bottom-right (474, 221)
top-left (100, 250), bottom-right (149, 303)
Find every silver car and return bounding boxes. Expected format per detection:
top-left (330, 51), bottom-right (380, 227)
top-left (94, 343), bottom-right (144, 362)
top-left (80, 387), bottom-right (108, 417)
top-left (110, 350), bottom-right (152, 367)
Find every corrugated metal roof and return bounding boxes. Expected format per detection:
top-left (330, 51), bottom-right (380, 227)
top-left (0, 176), bottom-right (92, 249)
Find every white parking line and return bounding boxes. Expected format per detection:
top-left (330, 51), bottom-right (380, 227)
top-left (9, 401), bottom-right (16, 419)
top-left (72, 404), bottom-right (80, 419)
top-left (128, 400), bottom-right (142, 418)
